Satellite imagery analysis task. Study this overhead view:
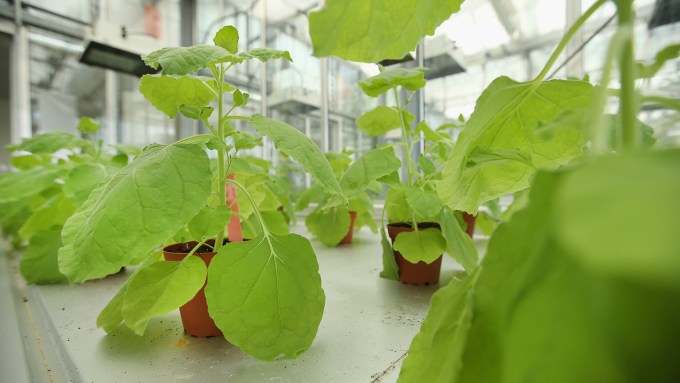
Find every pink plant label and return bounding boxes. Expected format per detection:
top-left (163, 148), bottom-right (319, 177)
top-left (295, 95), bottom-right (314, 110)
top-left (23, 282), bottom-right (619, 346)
top-left (226, 173), bottom-right (244, 242)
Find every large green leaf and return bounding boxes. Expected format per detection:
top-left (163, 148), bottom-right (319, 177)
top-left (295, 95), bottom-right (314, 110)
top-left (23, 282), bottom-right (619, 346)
top-left (62, 163), bottom-right (108, 205)
top-left (0, 166), bottom-right (61, 204)
top-left (554, 150), bottom-right (680, 291)
top-left (205, 233), bottom-right (325, 360)
top-left (77, 117), bottom-right (101, 134)
top-left (438, 77), bottom-right (593, 213)
top-left (358, 68), bottom-right (427, 97)
top-left (295, 183), bottom-right (325, 211)
top-left (19, 193), bottom-right (76, 240)
top-left (384, 186), bottom-right (412, 224)
top-left (439, 208), bottom-right (478, 272)
top-left (400, 154), bottom-right (680, 382)
top-left (187, 205), bottom-right (230, 240)
top-left (305, 205), bottom-right (351, 247)
top-left (636, 44), bottom-right (680, 79)
top-left (405, 186), bottom-right (443, 221)
top-left (393, 228), bottom-right (445, 264)
top-left (142, 45), bottom-right (231, 75)
top-left (398, 270), bottom-right (478, 382)
top-left (122, 256), bottom-right (207, 335)
top-left (356, 106), bottom-right (404, 137)
top-left (58, 144), bottom-right (211, 283)
top-left (139, 75), bottom-right (217, 118)
top-left (309, 0), bottom-right (464, 62)
top-left (339, 148), bottom-right (401, 198)
top-left (249, 115), bottom-right (344, 199)
top-left (6, 132), bottom-right (88, 154)
top-left (20, 229), bottom-right (68, 284)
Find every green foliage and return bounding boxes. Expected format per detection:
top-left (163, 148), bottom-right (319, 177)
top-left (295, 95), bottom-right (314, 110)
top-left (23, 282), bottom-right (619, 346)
top-left (309, 0), bottom-right (464, 62)
top-left (213, 25), bottom-right (239, 53)
top-left (358, 68), bottom-right (427, 96)
top-left (636, 44), bottom-right (680, 79)
top-left (19, 229), bottom-right (68, 284)
top-left (356, 106), bottom-right (413, 136)
top-left (438, 77), bottom-right (594, 213)
top-left (379, 227), bottom-right (399, 280)
top-left (339, 148), bottom-right (402, 198)
top-left (187, 205), bottom-right (230, 241)
top-left (122, 256), bottom-right (207, 335)
top-left (439, 208), bottom-right (477, 272)
top-left (206, 233), bottom-right (325, 360)
top-left (404, 186), bottom-right (443, 222)
top-left (58, 144), bottom-right (211, 282)
top-left (393, 228), bottom-right (446, 264)
top-left (77, 117), bottom-right (101, 134)
top-left (139, 75), bottom-right (217, 118)
top-left (0, 166), bottom-right (61, 204)
top-left (6, 131), bottom-right (89, 154)
top-left (399, 151), bottom-right (680, 382)
top-left (306, 205), bottom-right (351, 247)
top-left (143, 45), bottom-right (232, 75)
top-left (19, 194), bottom-right (76, 240)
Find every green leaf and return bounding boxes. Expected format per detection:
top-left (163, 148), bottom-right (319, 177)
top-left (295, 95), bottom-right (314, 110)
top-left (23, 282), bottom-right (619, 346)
top-left (385, 186), bottom-right (412, 224)
top-left (97, 277), bottom-right (131, 333)
top-left (142, 45), bottom-right (231, 75)
top-left (243, 210), bottom-right (290, 239)
top-left (475, 210), bottom-right (499, 236)
top-left (393, 228), bottom-right (445, 264)
top-left (77, 117), bottom-right (101, 134)
top-left (122, 256), bottom-right (207, 335)
top-left (187, 205), bottom-right (230, 240)
top-left (295, 184), bottom-right (325, 211)
top-left (20, 229), bottom-right (68, 284)
top-left (6, 132), bottom-right (88, 154)
top-left (234, 48), bottom-right (292, 63)
top-left (379, 227), bottom-right (399, 280)
top-left (140, 75), bottom-right (217, 118)
top-left (19, 193), bottom-right (76, 240)
top-left (416, 121), bottom-right (451, 142)
top-left (636, 44), bottom-right (680, 78)
top-left (358, 68), bottom-right (427, 97)
top-left (377, 171), bottom-right (401, 188)
top-left (58, 144), bottom-right (211, 283)
top-left (398, 270), bottom-right (478, 382)
top-left (232, 89), bottom-right (249, 107)
top-left (10, 154), bottom-right (44, 170)
top-left (309, 0), bottom-right (464, 62)
top-left (179, 105), bottom-right (214, 120)
top-left (438, 76), bottom-right (593, 213)
top-left (553, 150), bottom-right (680, 291)
top-left (465, 147), bottom-right (533, 169)
top-left (62, 163), bottom-right (108, 205)
top-left (205, 233), bottom-right (325, 360)
top-left (339, 148), bottom-right (401, 198)
top-left (356, 106), bottom-right (403, 136)
top-left (305, 205), bottom-right (351, 247)
top-left (439, 208), bottom-right (477, 272)
top-left (111, 144), bottom-right (142, 157)
top-left (231, 131), bottom-right (262, 151)
top-left (405, 186), bottom-right (443, 221)
top-left (249, 115), bottom-right (344, 199)
top-left (0, 166), bottom-right (61, 204)
top-left (402, 159), bottom-right (680, 382)
top-left (418, 154), bottom-right (436, 175)
top-left (213, 25), bottom-right (239, 54)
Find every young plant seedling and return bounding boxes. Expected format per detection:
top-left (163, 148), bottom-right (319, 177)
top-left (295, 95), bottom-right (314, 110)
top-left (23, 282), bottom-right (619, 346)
top-left (299, 148), bottom-right (401, 247)
top-left (57, 26), bottom-right (346, 360)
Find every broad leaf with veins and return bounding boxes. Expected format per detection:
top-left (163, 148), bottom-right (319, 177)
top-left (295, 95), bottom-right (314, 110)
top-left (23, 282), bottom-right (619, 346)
top-left (205, 233), bottom-right (325, 360)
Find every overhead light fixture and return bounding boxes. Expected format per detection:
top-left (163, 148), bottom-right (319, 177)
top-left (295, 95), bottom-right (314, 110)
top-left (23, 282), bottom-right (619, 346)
top-left (648, 0), bottom-right (680, 29)
top-left (80, 20), bottom-right (161, 77)
top-left (377, 36), bottom-right (466, 80)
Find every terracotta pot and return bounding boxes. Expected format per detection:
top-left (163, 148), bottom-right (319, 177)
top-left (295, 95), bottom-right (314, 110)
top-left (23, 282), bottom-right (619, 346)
top-left (387, 222), bottom-right (443, 286)
top-left (462, 212), bottom-right (476, 237)
top-left (163, 241), bottom-right (222, 338)
top-left (337, 211), bottom-right (358, 246)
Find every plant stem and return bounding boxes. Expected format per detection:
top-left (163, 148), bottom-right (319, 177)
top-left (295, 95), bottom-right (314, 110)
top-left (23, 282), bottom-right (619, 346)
top-left (616, 0), bottom-right (638, 151)
top-left (226, 178), bottom-right (270, 238)
top-left (535, 0), bottom-right (607, 82)
top-left (392, 88), bottom-right (415, 185)
top-left (214, 64), bottom-right (227, 251)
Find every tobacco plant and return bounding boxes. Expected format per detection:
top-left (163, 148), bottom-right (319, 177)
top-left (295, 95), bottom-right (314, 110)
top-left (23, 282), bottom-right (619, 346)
top-left (310, 0), bottom-right (680, 381)
top-left (58, 26), bottom-right (345, 360)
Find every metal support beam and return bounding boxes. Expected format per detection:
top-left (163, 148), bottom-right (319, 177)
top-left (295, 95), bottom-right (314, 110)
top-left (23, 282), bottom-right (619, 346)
top-left (10, 0), bottom-right (31, 143)
top-left (565, 0), bottom-right (584, 78)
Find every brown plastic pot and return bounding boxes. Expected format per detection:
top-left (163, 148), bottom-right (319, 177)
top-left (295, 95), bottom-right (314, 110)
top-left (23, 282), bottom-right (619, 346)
top-left (337, 211), bottom-right (358, 246)
top-left (387, 222), bottom-right (443, 286)
top-left (462, 212), bottom-right (476, 237)
top-left (163, 241), bottom-right (222, 338)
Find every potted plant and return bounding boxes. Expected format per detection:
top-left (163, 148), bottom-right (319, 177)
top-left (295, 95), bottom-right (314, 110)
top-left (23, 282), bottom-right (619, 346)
top-left (311, 0), bottom-right (680, 381)
top-left (353, 67), bottom-right (478, 285)
top-left (298, 148), bottom-right (400, 247)
top-left (57, 26), bottom-right (346, 360)
top-left (0, 118), bottom-right (135, 284)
